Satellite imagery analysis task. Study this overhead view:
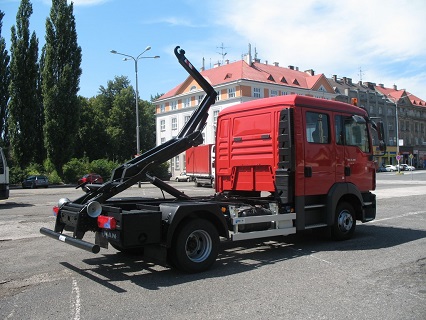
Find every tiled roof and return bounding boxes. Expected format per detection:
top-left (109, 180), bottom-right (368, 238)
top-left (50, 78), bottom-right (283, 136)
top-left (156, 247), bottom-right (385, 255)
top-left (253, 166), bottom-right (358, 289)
top-left (158, 60), bottom-right (330, 100)
top-left (375, 86), bottom-right (426, 107)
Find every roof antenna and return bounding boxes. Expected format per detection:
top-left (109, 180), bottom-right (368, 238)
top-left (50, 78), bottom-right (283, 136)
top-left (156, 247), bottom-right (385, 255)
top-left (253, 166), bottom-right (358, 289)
top-left (217, 42), bottom-right (228, 64)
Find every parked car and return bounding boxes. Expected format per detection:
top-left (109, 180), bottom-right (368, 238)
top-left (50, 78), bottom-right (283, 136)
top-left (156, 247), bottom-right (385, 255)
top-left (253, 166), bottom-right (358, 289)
top-left (385, 165), bottom-right (397, 172)
top-left (22, 175), bottom-right (49, 189)
top-left (78, 173), bottom-right (103, 185)
top-left (399, 164), bottom-right (415, 171)
top-left (377, 166), bottom-right (387, 172)
top-left (175, 172), bottom-right (191, 182)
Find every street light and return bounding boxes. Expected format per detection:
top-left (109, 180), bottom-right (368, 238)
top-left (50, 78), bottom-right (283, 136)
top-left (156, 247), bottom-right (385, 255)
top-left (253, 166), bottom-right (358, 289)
top-left (387, 92), bottom-right (413, 173)
top-left (110, 46), bottom-right (160, 161)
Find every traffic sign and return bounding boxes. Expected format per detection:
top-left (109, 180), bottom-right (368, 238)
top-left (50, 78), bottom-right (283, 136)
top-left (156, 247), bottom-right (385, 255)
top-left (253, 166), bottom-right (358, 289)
top-left (396, 155), bottom-right (402, 161)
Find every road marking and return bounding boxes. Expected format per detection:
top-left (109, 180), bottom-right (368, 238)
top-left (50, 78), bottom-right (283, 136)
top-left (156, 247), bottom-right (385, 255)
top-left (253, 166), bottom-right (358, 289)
top-left (372, 211), bottom-right (426, 223)
top-left (71, 278), bottom-right (81, 320)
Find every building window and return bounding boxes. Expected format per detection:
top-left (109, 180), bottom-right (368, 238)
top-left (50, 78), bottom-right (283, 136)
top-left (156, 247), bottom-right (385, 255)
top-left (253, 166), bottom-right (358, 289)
top-left (184, 115), bottom-right (190, 124)
top-left (213, 110), bottom-right (219, 124)
top-left (160, 119), bottom-right (165, 132)
top-left (198, 95), bottom-right (204, 105)
top-left (216, 91), bottom-right (221, 101)
top-left (228, 87), bottom-right (236, 98)
top-left (270, 89), bottom-right (278, 97)
top-left (161, 137), bottom-right (165, 144)
top-left (172, 117), bottom-right (177, 130)
top-left (281, 91), bottom-right (288, 96)
top-left (160, 104), bottom-right (165, 113)
top-left (184, 97), bottom-right (190, 108)
top-left (253, 87), bottom-right (262, 98)
top-left (171, 101), bottom-right (177, 110)
top-left (175, 156), bottom-right (180, 170)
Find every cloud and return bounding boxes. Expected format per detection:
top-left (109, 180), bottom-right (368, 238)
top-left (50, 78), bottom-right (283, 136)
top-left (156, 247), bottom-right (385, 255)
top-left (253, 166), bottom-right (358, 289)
top-left (211, 0), bottom-right (426, 97)
top-left (141, 16), bottom-right (207, 28)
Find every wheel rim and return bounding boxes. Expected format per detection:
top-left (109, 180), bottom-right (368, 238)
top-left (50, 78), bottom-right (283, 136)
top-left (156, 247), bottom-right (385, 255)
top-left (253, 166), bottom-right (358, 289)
top-left (185, 229), bottom-right (212, 263)
top-left (337, 209), bottom-right (353, 233)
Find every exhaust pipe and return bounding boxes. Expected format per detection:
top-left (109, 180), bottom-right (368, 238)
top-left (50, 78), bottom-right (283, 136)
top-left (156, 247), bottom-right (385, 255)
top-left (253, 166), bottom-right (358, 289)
top-left (40, 227), bottom-right (100, 254)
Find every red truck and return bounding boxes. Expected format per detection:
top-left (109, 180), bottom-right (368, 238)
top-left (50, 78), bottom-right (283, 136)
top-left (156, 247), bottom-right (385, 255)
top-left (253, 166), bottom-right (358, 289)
top-left (186, 144), bottom-right (215, 187)
top-left (40, 47), bottom-right (386, 273)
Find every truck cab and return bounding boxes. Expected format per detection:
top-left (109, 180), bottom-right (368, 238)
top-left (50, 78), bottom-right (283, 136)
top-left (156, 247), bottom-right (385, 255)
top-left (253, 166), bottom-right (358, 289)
top-left (216, 95), bottom-right (380, 237)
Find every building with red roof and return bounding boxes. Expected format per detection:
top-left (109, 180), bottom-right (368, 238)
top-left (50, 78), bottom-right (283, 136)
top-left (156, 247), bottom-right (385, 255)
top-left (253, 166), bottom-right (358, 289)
top-left (328, 75), bottom-right (426, 167)
top-left (155, 47), bottom-right (426, 176)
top-left (154, 50), bottom-right (337, 177)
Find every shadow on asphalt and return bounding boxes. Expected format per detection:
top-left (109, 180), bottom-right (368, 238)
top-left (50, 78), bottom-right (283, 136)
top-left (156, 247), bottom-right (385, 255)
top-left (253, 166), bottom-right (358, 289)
top-left (0, 202), bottom-right (34, 209)
top-left (59, 223), bottom-right (426, 292)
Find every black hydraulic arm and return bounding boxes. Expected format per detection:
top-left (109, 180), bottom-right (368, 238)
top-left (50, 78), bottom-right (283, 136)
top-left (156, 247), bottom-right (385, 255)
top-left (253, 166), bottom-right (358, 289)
top-left (73, 46), bottom-right (217, 205)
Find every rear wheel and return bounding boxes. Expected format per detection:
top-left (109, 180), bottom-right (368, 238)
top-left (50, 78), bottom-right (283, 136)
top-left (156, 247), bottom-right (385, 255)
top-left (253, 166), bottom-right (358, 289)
top-left (332, 202), bottom-right (356, 240)
top-left (170, 219), bottom-right (219, 273)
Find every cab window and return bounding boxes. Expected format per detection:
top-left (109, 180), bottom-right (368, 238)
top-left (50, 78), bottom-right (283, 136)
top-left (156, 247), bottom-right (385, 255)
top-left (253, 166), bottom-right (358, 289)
top-left (336, 115), bottom-right (370, 153)
top-left (306, 111), bottom-right (329, 144)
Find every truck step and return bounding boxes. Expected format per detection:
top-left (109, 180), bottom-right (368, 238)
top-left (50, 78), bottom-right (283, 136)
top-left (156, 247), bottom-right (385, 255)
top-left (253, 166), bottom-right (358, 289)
top-left (304, 223), bottom-right (328, 229)
top-left (231, 227), bottom-right (297, 241)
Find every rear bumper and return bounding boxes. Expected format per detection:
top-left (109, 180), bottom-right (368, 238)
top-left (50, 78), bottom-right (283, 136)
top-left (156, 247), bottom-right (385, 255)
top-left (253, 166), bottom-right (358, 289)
top-left (40, 227), bottom-right (100, 253)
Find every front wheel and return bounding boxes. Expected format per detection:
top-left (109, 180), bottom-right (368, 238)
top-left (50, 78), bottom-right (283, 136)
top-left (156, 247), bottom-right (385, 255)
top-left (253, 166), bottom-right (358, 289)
top-left (170, 219), bottom-right (219, 273)
top-left (332, 202), bottom-right (356, 241)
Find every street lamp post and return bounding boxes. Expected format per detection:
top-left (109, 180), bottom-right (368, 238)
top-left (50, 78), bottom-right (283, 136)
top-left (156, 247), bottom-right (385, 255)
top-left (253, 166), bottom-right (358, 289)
top-left (387, 93), bottom-right (412, 173)
top-left (110, 47), bottom-right (160, 186)
top-left (110, 46), bottom-right (160, 156)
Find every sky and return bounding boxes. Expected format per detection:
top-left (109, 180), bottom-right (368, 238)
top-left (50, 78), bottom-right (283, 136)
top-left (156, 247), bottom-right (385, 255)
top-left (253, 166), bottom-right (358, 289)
top-left (1, 0), bottom-right (426, 101)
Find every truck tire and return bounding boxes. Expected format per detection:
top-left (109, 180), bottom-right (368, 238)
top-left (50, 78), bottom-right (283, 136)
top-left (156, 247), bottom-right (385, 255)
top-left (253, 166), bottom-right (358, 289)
top-left (332, 202), bottom-right (356, 241)
top-left (170, 218), bottom-right (219, 273)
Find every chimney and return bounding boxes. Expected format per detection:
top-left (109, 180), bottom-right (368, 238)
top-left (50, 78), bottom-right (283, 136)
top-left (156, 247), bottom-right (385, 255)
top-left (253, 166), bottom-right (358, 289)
top-left (348, 78), bottom-right (352, 85)
top-left (200, 57), bottom-right (205, 71)
top-left (393, 84), bottom-right (397, 90)
top-left (265, 60), bottom-right (268, 65)
top-left (246, 43), bottom-right (252, 65)
top-left (273, 62), bottom-right (279, 67)
top-left (214, 62), bottom-right (221, 68)
top-left (225, 59), bottom-right (229, 65)
top-left (288, 65), bottom-right (294, 70)
top-left (296, 67), bottom-right (299, 71)
top-left (333, 75), bottom-right (337, 82)
top-left (305, 69), bottom-right (315, 76)
top-left (379, 83), bottom-right (384, 88)
top-left (343, 77), bottom-right (347, 84)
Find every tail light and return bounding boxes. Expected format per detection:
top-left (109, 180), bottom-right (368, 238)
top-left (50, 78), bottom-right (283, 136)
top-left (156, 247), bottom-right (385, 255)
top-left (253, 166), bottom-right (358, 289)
top-left (97, 216), bottom-right (117, 230)
top-left (53, 206), bottom-right (59, 216)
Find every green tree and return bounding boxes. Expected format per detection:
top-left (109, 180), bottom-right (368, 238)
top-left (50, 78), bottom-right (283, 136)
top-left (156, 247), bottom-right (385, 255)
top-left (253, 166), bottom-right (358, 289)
top-left (8, 0), bottom-right (40, 167)
top-left (42, 0), bottom-right (82, 176)
top-left (106, 86), bottom-right (135, 162)
top-left (74, 96), bottom-right (109, 160)
top-left (139, 99), bottom-right (156, 154)
top-left (0, 11), bottom-right (10, 147)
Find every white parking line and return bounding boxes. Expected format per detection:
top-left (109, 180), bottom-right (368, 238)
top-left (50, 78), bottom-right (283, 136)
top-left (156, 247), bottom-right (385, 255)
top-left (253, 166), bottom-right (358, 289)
top-left (372, 211), bottom-right (426, 223)
top-left (71, 278), bottom-right (81, 320)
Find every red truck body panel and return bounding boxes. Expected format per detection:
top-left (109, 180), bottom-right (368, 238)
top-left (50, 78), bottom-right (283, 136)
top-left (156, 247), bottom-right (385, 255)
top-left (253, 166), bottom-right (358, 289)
top-left (186, 144), bottom-right (213, 176)
top-left (216, 95), bottom-right (375, 196)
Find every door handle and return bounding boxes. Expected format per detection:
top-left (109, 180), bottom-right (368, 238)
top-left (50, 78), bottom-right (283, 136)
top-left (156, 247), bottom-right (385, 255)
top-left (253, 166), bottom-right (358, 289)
top-left (304, 166), bottom-right (312, 177)
top-left (345, 166), bottom-right (351, 176)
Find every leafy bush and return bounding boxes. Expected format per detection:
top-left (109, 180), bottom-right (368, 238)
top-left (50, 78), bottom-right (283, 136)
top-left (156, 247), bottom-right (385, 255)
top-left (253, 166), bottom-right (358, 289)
top-left (62, 158), bottom-right (89, 184)
top-left (88, 159), bottom-right (118, 181)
